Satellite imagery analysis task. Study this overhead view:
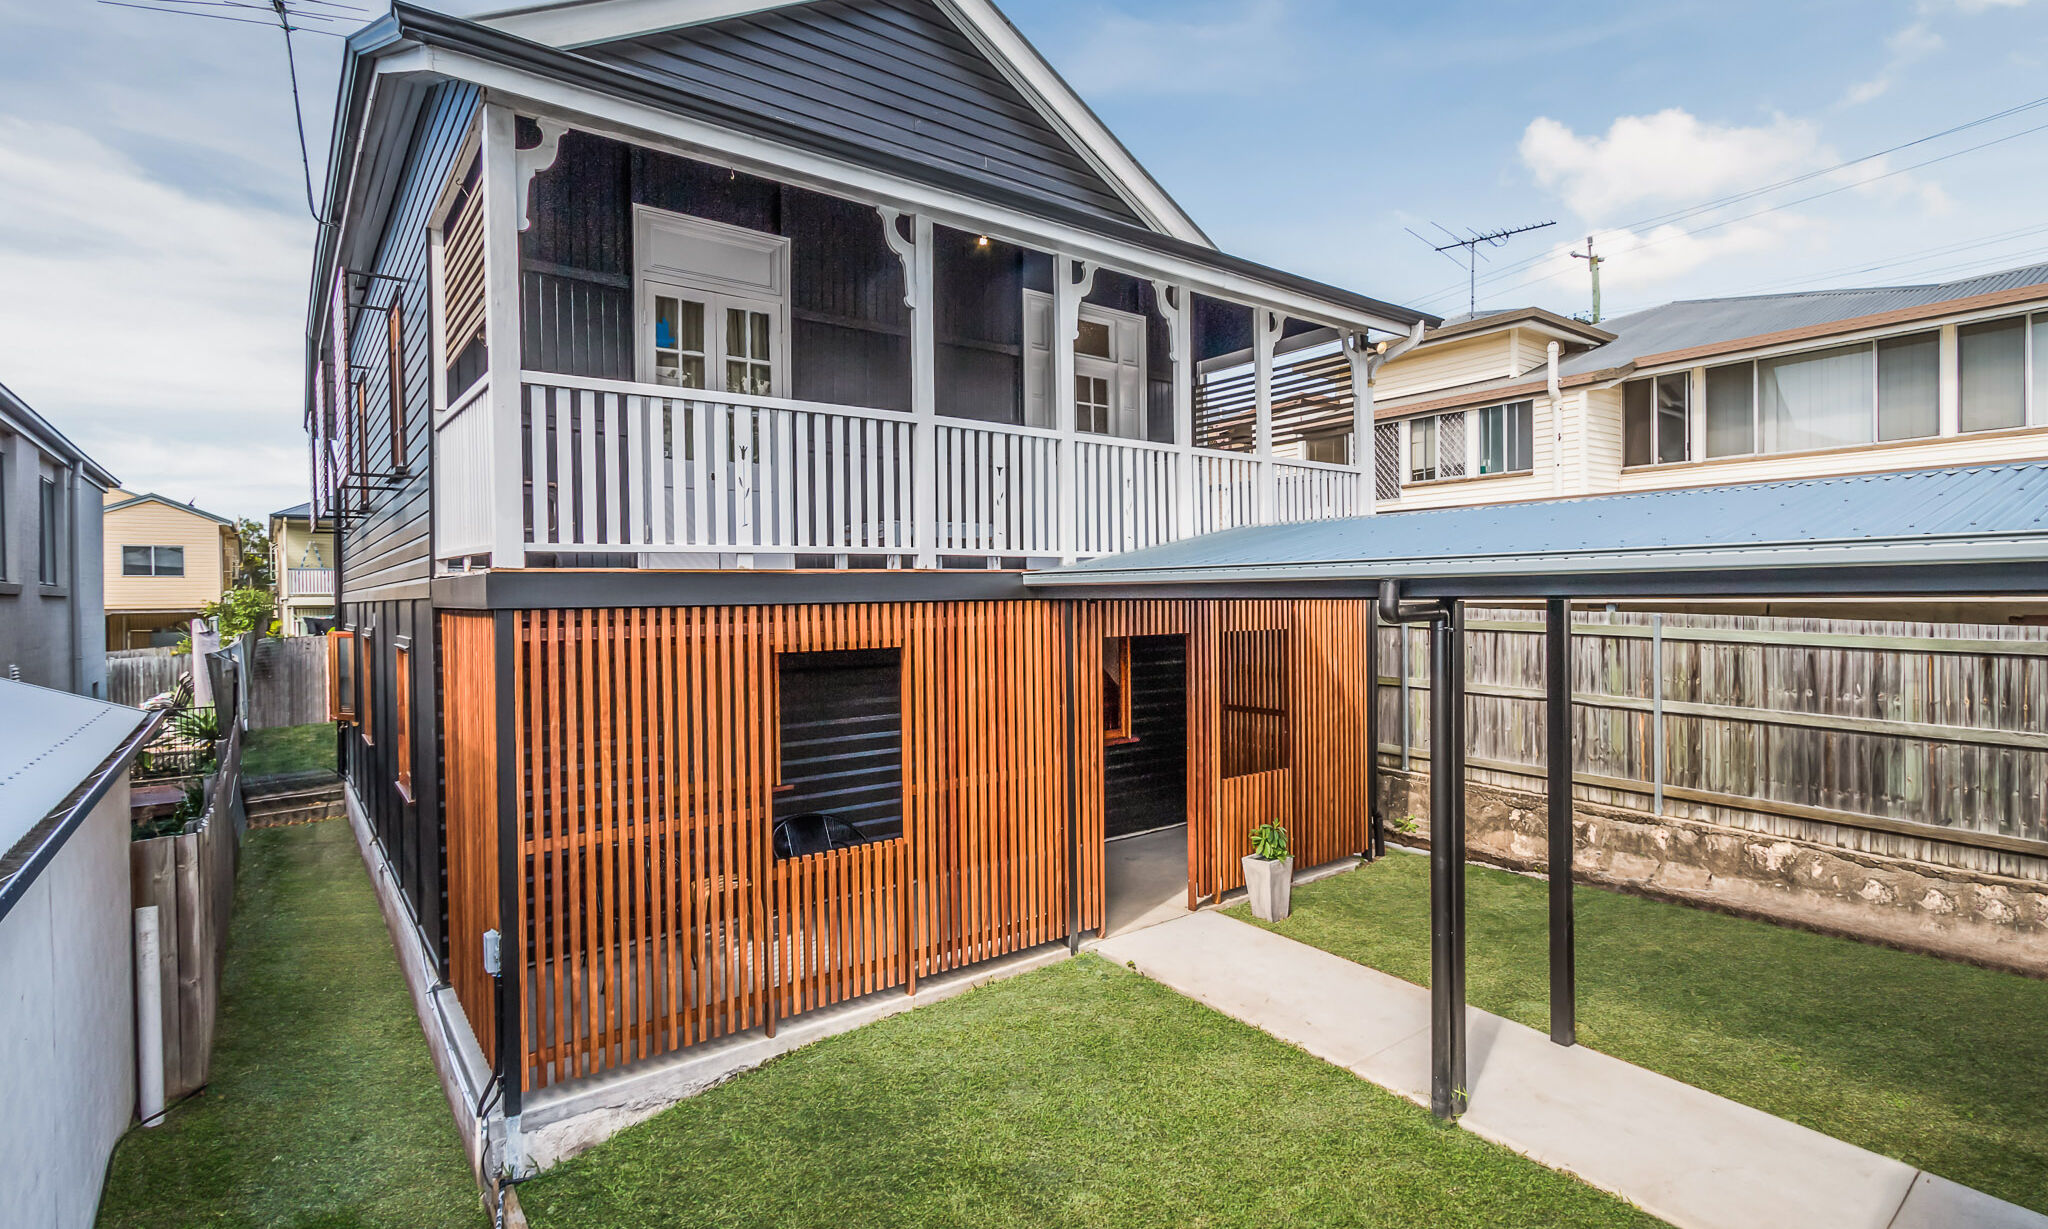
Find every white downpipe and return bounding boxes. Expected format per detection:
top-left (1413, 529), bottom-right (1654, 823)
top-left (135, 906), bottom-right (164, 1128)
top-left (1547, 341), bottom-right (1564, 497)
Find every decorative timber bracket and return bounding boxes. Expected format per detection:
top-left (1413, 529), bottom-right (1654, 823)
top-left (875, 206), bottom-right (920, 309)
top-left (515, 119), bottom-right (569, 233)
top-left (1149, 280), bottom-right (1184, 363)
top-left (1058, 257), bottom-right (1099, 343)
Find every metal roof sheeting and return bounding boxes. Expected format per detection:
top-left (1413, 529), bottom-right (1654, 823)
top-left (0, 680), bottom-right (148, 859)
top-left (1030, 462), bottom-right (2048, 590)
top-left (1559, 262), bottom-right (2048, 377)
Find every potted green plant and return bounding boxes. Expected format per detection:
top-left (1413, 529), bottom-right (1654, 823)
top-left (1243, 821), bottom-right (1293, 921)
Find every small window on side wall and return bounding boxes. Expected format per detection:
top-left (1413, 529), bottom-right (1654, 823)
top-left (394, 646), bottom-right (412, 800)
top-left (1103, 637), bottom-right (1132, 741)
top-left (1220, 628), bottom-right (1289, 779)
top-left (388, 300), bottom-right (409, 470)
top-left (774, 648), bottom-right (904, 858)
top-left (360, 631), bottom-right (375, 746)
top-left (327, 629), bottom-right (357, 722)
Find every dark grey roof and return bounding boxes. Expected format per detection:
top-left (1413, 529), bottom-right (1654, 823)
top-left (1558, 261), bottom-right (2048, 377)
top-left (271, 502), bottom-right (314, 520)
top-left (1029, 462), bottom-right (2048, 597)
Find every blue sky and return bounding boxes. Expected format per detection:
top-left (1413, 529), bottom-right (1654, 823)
top-left (0, 0), bottom-right (2044, 519)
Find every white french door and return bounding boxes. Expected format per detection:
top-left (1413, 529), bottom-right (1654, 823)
top-left (641, 281), bottom-right (785, 396)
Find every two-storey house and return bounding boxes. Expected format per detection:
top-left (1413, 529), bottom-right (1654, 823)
top-left (308, 0), bottom-right (1431, 1164)
top-left (269, 502), bottom-right (336, 634)
top-left (0, 383), bottom-right (114, 695)
top-left (101, 490), bottom-right (238, 649)
top-left (1367, 263), bottom-right (2048, 510)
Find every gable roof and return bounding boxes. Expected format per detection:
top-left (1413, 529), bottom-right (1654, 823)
top-left (469, 0), bottom-right (1209, 243)
top-left (103, 491), bottom-right (235, 527)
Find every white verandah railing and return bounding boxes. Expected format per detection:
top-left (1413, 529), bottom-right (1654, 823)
top-left (440, 373), bottom-right (1369, 564)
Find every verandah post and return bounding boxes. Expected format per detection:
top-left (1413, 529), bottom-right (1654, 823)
top-left (1546, 596), bottom-right (1576, 1047)
top-left (1253, 309), bottom-right (1279, 523)
top-left (910, 214), bottom-right (937, 568)
top-left (478, 103), bottom-right (526, 569)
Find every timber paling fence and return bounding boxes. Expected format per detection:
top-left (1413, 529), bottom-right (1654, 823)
top-left (1379, 608), bottom-right (2048, 880)
top-left (107, 638), bottom-right (327, 729)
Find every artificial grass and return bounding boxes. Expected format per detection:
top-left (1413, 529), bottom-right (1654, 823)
top-left (1227, 852), bottom-right (2048, 1214)
top-left (97, 819), bottom-right (484, 1228)
top-left (241, 721), bottom-right (338, 779)
top-left (520, 955), bottom-right (1664, 1229)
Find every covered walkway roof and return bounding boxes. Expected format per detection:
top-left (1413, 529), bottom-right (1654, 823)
top-left (1028, 462), bottom-right (2048, 599)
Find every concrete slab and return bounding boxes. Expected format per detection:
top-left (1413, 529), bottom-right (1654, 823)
top-left (1096, 910), bottom-right (2046, 1229)
top-left (1103, 825), bottom-right (1189, 937)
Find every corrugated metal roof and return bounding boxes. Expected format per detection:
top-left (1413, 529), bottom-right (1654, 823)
top-left (1030, 462), bottom-right (2048, 590)
top-left (0, 680), bottom-right (149, 859)
top-left (1559, 262), bottom-right (2048, 377)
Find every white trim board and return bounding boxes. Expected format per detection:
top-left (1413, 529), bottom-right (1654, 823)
top-left (465, 0), bottom-right (1210, 246)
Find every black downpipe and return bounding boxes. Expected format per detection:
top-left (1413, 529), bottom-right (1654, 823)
top-left (1378, 581), bottom-right (1466, 1120)
top-left (1363, 600), bottom-right (1383, 860)
top-left (492, 611), bottom-right (523, 1128)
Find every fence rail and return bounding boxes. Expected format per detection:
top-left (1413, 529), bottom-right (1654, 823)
top-left (1380, 609), bottom-right (2048, 868)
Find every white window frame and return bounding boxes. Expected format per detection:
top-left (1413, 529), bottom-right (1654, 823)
top-left (1024, 291), bottom-right (1148, 439)
top-left (121, 545), bottom-right (185, 577)
top-left (1475, 400), bottom-right (1534, 475)
top-left (633, 206), bottom-right (790, 396)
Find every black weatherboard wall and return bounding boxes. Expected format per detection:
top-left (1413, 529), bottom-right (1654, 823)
top-left (575, 0), bottom-right (1141, 227)
top-left (339, 80), bottom-right (480, 971)
top-left (1105, 635), bottom-right (1187, 838)
top-left (776, 648), bottom-right (906, 844)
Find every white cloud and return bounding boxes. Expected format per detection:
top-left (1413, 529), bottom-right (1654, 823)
top-left (1518, 110), bottom-right (1827, 220)
top-left (1524, 216), bottom-right (1811, 305)
top-left (1060, 0), bottom-right (1294, 97)
top-left (0, 115), bottom-right (313, 519)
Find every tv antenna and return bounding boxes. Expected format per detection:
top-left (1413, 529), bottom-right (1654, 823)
top-left (1407, 220), bottom-right (1557, 316)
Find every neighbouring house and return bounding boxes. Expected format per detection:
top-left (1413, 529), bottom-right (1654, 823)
top-left (0, 382), bottom-right (115, 696)
top-left (307, 0), bottom-right (1431, 1170)
top-left (0, 679), bottom-right (155, 1229)
top-left (1365, 263), bottom-right (2048, 510)
top-left (102, 489), bottom-right (238, 649)
top-left (268, 502), bottom-right (336, 635)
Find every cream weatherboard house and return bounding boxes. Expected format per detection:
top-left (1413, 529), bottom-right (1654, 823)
top-left (1365, 262), bottom-right (2048, 510)
top-left (101, 490), bottom-right (238, 649)
top-left (269, 502), bottom-right (336, 634)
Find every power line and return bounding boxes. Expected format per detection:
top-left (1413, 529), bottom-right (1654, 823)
top-left (1406, 91), bottom-right (2048, 311)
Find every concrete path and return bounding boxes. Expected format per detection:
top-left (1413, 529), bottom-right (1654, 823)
top-left (1096, 910), bottom-right (2046, 1229)
top-left (1103, 825), bottom-right (1188, 937)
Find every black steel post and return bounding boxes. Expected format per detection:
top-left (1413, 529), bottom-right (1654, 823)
top-left (1546, 596), bottom-right (1576, 1047)
top-left (1430, 598), bottom-right (1468, 1119)
top-left (1364, 599), bottom-right (1382, 859)
top-left (492, 611), bottom-right (523, 1125)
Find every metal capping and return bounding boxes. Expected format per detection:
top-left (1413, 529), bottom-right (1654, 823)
top-left (1028, 461), bottom-right (2048, 585)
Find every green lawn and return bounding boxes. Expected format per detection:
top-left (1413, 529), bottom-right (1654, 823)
top-left (1227, 852), bottom-right (2048, 1214)
top-left (520, 955), bottom-right (1663, 1229)
top-left (98, 819), bottom-right (485, 1229)
top-left (241, 720), bottom-right (337, 779)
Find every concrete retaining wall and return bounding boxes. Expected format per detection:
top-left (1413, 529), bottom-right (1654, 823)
top-left (1379, 768), bottom-right (2048, 977)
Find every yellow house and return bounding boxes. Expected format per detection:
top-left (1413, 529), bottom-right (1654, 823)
top-left (102, 489), bottom-right (237, 648)
top-left (268, 502), bottom-right (335, 635)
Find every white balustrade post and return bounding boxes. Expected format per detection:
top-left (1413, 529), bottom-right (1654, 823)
top-left (1053, 257), bottom-right (1094, 564)
top-left (480, 103), bottom-right (526, 568)
top-left (1154, 280), bottom-right (1196, 541)
top-left (1254, 308), bottom-right (1280, 523)
top-left (1346, 331), bottom-right (1377, 516)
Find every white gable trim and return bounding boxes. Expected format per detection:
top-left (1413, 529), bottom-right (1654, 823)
top-left (934, 0), bottom-right (1210, 248)
top-left (473, 0), bottom-right (799, 48)
top-left (468, 0), bottom-right (1212, 248)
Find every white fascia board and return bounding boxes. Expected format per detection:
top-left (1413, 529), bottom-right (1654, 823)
top-left (473, 0), bottom-right (799, 49)
top-left (937, 0), bottom-right (1211, 249)
top-left (1022, 534), bottom-right (2048, 588)
top-left (379, 46), bottom-right (1413, 334)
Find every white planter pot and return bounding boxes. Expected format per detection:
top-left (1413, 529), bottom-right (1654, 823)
top-left (1242, 854), bottom-right (1294, 922)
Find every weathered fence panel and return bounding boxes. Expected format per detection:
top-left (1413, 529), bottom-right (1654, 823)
top-left (130, 686), bottom-right (245, 1101)
top-left (106, 647), bottom-right (187, 707)
top-left (1380, 609), bottom-right (2048, 878)
top-left (246, 636), bottom-right (328, 729)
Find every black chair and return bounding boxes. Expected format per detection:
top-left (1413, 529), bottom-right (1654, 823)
top-left (773, 811), bottom-right (867, 859)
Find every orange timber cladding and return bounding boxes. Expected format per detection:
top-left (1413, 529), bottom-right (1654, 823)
top-left (441, 599), bottom-right (1372, 1092)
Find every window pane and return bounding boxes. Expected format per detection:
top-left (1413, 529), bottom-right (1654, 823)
top-left (1102, 637), bottom-right (1129, 736)
top-left (1623, 379), bottom-right (1653, 466)
top-left (1704, 363), bottom-right (1755, 457)
top-left (1409, 417), bottom-right (1436, 481)
top-left (1075, 318), bottom-right (1111, 359)
top-left (156, 546), bottom-right (184, 577)
top-left (1220, 629), bottom-right (1288, 778)
top-left (654, 296), bottom-right (678, 351)
top-left (1877, 332), bottom-right (1939, 441)
top-left (123, 545), bottom-right (153, 576)
top-left (1960, 317), bottom-right (2026, 433)
top-left (2034, 315), bottom-right (2048, 425)
top-left (1477, 405), bottom-right (1505, 474)
top-left (1760, 342), bottom-right (1874, 453)
top-left (1655, 373), bottom-right (1689, 464)
top-left (1509, 401), bottom-right (1534, 472)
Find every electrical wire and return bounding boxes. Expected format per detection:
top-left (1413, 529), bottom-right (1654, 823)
top-left (270, 0), bottom-right (329, 224)
top-left (1406, 91), bottom-right (2048, 312)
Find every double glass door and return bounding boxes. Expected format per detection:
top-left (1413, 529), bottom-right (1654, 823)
top-left (646, 283), bottom-right (781, 397)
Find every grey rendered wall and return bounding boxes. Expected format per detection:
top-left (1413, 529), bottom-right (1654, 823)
top-left (0, 431), bottom-right (104, 695)
top-left (0, 777), bottom-right (136, 1228)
